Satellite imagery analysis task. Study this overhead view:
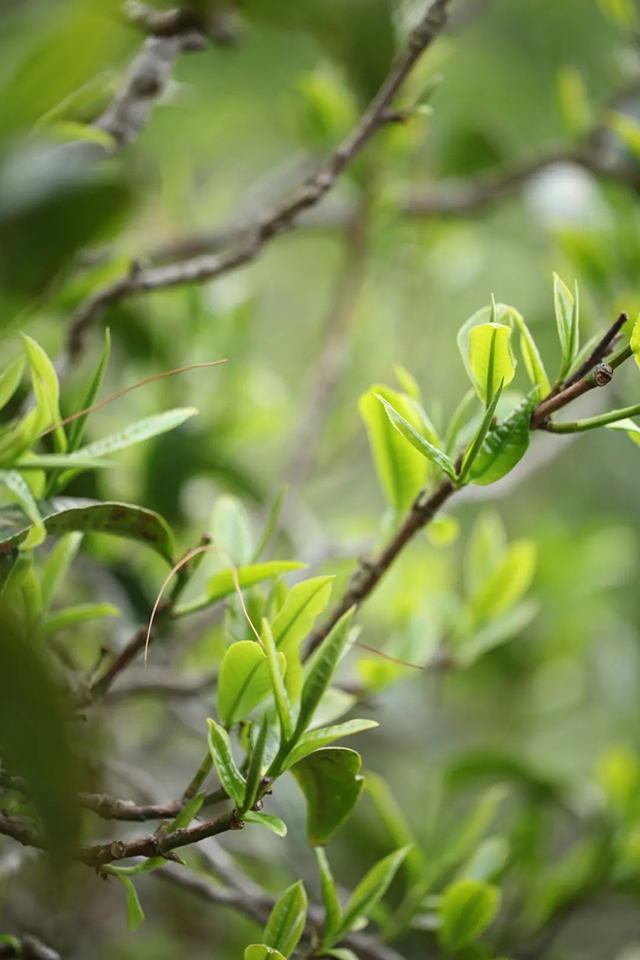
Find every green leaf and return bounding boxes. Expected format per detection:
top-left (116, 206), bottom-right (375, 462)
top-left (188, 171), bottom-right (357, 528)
top-left (244, 946), bottom-right (286, 960)
top-left (206, 718), bottom-right (246, 807)
top-left (334, 846), bottom-right (411, 941)
top-left (290, 747), bottom-right (364, 846)
top-left (71, 407), bottom-right (198, 460)
top-left (283, 720), bottom-right (378, 770)
top-left (262, 619), bottom-right (294, 741)
top-left (459, 384), bottom-right (503, 483)
top-left (41, 602), bottom-right (120, 637)
top-left (271, 575), bottom-right (334, 702)
top-left (507, 307), bottom-right (551, 398)
top-left (22, 335), bottom-right (65, 452)
top-left (468, 323), bottom-right (515, 404)
top-left (553, 273), bottom-right (579, 379)
top-left (0, 609), bottom-right (81, 865)
top-left (464, 510), bottom-right (507, 597)
top-left (171, 791), bottom-right (206, 831)
top-left (438, 879), bottom-right (501, 952)
top-left (315, 848), bottom-right (342, 946)
top-left (0, 499), bottom-right (176, 563)
top-left (68, 328), bottom-right (111, 451)
top-left (375, 395), bottom-right (457, 480)
top-left (295, 609), bottom-right (354, 738)
top-left (606, 417), bottom-right (640, 445)
top-left (470, 540), bottom-right (536, 624)
top-left (457, 836), bottom-right (510, 883)
top-left (0, 356), bottom-right (25, 413)
top-left (468, 398), bottom-right (535, 486)
top-left (456, 601), bottom-right (538, 667)
top-left (211, 494), bottom-right (253, 565)
top-left (252, 485), bottom-right (287, 562)
top-left (431, 786), bottom-right (508, 881)
top-left (0, 469), bottom-right (45, 548)
top-left (204, 562), bottom-right (306, 607)
top-left (557, 66), bottom-right (591, 138)
top-left (217, 641), bottom-right (286, 728)
top-left (13, 453), bottom-right (113, 470)
top-left (629, 316), bottom-right (640, 371)
top-left (359, 385), bottom-right (427, 514)
top-left (115, 874), bottom-right (145, 932)
top-left (243, 713), bottom-right (270, 811)
top-left (243, 810), bottom-right (288, 837)
top-left (365, 772), bottom-right (425, 885)
top-left (264, 880), bottom-right (307, 957)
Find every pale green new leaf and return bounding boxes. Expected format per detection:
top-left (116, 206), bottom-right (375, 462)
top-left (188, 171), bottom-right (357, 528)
top-left (217, 641), bottom-right (286, 728)
top-left (468, 323), bottom-right (515, 404)
top-left (630, 316), bottom-right (640, 371)
top-left (457, 836), bottom-right (510, 883)
top-left (316, 848), bottom-right (342, 946)
top-left (0, 470), bottom-right (45, 548)
top-left (468, 398), bottom-right (535, 485)
top-left (244, 946), bottom-right (286, 960)
top-left (507, 307), bottom-right (551, 398)
top-left (206, 718), bottom-right (246, 806)
top-left (41, 602), bottom-right (119, 637)
top-left (365, 772), bottom-right (425, 885)
top-left (243, 810), bottom-right (288, 836)
top-left (283, 719), bottom-right (378, 770)
top-left (0, 356), bottom-right (25, 413)
top-left (334, 846), bottom-right (411, 941)
top-left (438, 879), bottom-right (501, 951)
top-left (243, 713), bottom-right (270, 811)
top-left (201, 562), bottom-right (305, 608)
top-left (211, 494), bottom-right (253, 565)
top-left (71, 407), bottom-right (198, 460)
top-left (359, 385), bottom-right (427, 513)
top-left (456, 601), bottom-right (538, 667)
top-left (115, 874), bottom-right (145, 932)
top-left (470, 540), bottom-right (537, 625)
top-left (68, 328), bottom-right (111, 451)
top-left (262, 619), bottom-right (293, 741)
top-left (22, 335), bottom-right (65, 452)
top-left (40, 532), bottom-right (82, 610)
top-left (271, 575), bottom-right (334, 702)
top-left (553, 273), bottom-right (579, 378)
top-left (375, 396), bottom-right (457, 480)
top-left (459, 383), bottom-right (503, 483)
top-left (264, 880), bottom-right (307, 957)
top-left (607, 417), bottom-right (640, 445)
top-left (295, 608), bottom-right (355, 738)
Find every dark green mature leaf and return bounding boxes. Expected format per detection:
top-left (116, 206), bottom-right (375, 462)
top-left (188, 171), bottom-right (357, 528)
top-left (0, 609), bottom-right (82, 864)
top-left (291, 747), bottom-right (364, 846)
top-left (295, 609), bottom-right (354, 738)
top-left (376, 395), bottom-right (458, 480)
top-left (207, 718), bottom-right (246, 807)
top-left (0, 498), bottom-right (176, 562)
top-left (334, 846), bottom-right (411, 942)
top-left (438, 879), bottom-right (501, 951)
top-left (264, 880), bottom-right (307, 956)
top-left (469, 398), bottom-right (535, 485)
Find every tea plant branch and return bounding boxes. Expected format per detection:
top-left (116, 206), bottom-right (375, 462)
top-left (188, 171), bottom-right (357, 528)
top-left (0, 770), bottom-right (227, 823)
top-left (157, 863), bottom-right (410, 960)
top-left (0, 936), bottom-right (61, 960)
top-left (305, 348), bottom-right (633, 654)
top-left (65, 0), bottom-right (454, 361)
top-left (560, 311), bottom-right (628, 389)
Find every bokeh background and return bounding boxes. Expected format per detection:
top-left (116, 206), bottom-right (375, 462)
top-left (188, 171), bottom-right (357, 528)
top-left (3, 0), bottom-right (640, 958)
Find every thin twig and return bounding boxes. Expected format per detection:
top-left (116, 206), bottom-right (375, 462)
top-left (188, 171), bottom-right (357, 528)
top-left (65, 0), bottom-right (454, 362)
top-left (561, 311), bottom-right (628, 389)
top-left (304, 343), bottom-right (629, 654)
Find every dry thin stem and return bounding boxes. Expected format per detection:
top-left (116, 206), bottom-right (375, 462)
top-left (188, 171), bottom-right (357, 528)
top-left (65, 0), bottom-right (453, 361)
